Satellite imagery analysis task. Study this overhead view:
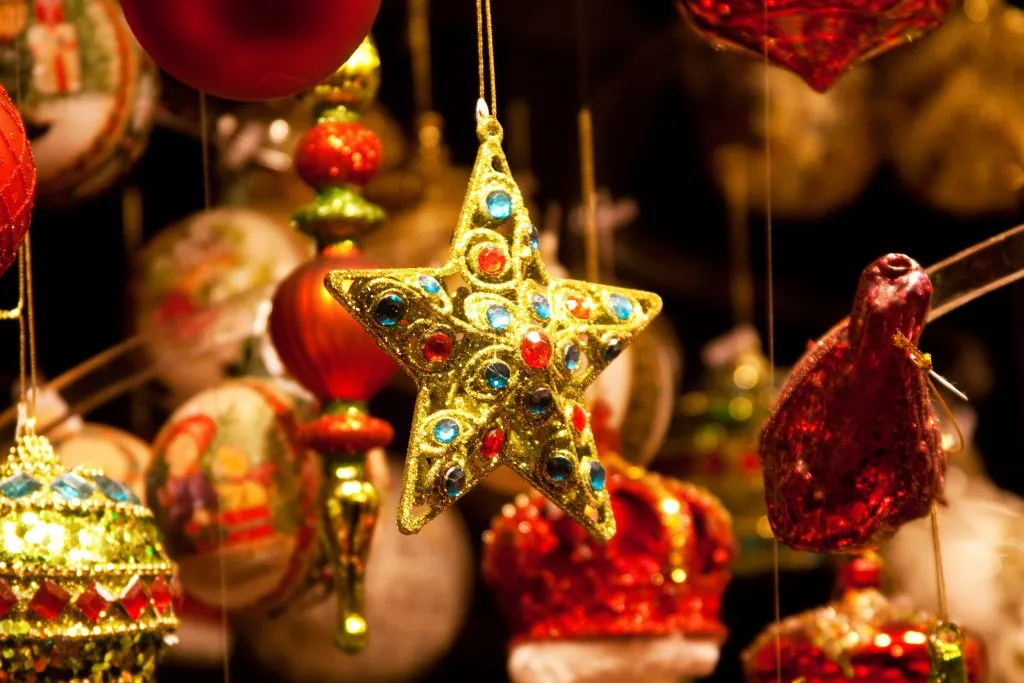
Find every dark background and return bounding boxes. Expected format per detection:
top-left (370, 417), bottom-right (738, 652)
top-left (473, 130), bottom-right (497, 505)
top-left (7, 0), bottom-right (1024, 681)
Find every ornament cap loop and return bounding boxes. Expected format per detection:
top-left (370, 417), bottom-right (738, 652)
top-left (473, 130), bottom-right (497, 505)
top-left (475, 100), bottom-right (503, 142)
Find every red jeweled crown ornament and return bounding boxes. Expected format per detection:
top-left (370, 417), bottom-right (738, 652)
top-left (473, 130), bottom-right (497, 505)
top-left (0, 417), bottom-right (179, 681)
top-left (482, 445), bottom-right (735, 682)
top-left (743, 553), bottom-right (987, 683)
top-left (675, 0), bottom-right (951, 92)
top-left (760, 253), bottom-right (944, 552)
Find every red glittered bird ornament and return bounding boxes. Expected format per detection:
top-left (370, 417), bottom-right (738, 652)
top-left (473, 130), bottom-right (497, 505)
top-left (675, 0), bottom-right (951, 92)
top-left (760, 253), bottom-right (944, 552)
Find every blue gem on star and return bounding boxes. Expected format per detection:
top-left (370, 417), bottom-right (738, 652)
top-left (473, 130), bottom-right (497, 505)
top-left (485, 362), bottom-right (511, 390)
top-left (433, 418), bottom-right (460, 444)
top-left (485, 190), bottom-right (513, 220)
top-left (486, 305), bottom-right (511, 331)
top-left (589, 461), bottom-right (607, 492)
top-left (443, 466), bottom-right (466, 497)
top-left (531, 294), bottom-right (551, 320)
top-left (419, 275), bottom-right (442, 295)
top-left (607, 294), bottom-right (633, 321)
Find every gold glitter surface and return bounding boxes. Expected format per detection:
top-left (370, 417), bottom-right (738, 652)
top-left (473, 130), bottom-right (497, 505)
top-left (0, 426), bottom-right (178, 680)
top-left (325, 115), bottom-right (662, 541)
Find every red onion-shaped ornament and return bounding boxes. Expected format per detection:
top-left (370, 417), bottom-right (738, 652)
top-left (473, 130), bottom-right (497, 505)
top-left (0, 85), bottom-right (35, 278)
top-left (760, 253), bottom-right (942, 552)
top-left (117, 0), bottom-right (382, 101)
top-left (296, 122), bottom-right (384, 190)
top-left (675, 0), bottom-right (951, 92)
top-left (269, 245), bottom-right (397, 402)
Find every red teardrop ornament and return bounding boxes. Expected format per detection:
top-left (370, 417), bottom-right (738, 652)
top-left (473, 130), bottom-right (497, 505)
top-left (269, 247), bottom-right (398, 401)
top-left (760, 254), bottom-right (943, 552)
top-left (675, 0), bottom-right (951, 93)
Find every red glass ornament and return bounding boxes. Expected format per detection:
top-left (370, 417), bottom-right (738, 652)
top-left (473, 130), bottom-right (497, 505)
top-left (480, 428), bottom-right (505, 459)
top-left (565, 294), bottom-right (592, 320)
top-left (571, 404), bottom-right (587, 432)
top-left (0, 86), bottom-right (35, 279)
top-left (0, 578), bottom-right (17, 618)
top-left (423, 333), bottom-right (453, 363)
top-left (119, 577), bottom-right (150, 620)
top-left (75, 583), bottom-right (111, 623)
top-left (148, 577), bottom-right (173, 616)
top-left (269, 247), bottom-right (398, 401)
top-left (676, 0), bottom-right (951, 92)
top-left (118, 0), bottom-right (381, 101)
top-left (29, 580), bottom-right (71, 621)
top-left (476, 245), bottom-right (507, 276)
top-left (761, 254), bottom-right (941, 552)
top-left (520, 330), bottom-right (553, 369)
top-left (295, 122), bottom-right (383, 190)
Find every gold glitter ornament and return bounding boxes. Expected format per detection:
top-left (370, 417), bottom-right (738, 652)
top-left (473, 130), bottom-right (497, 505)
top-left (325, 107), bottom-right (663, 541)
top-left (0, 419), bottom-right (178, 682)
top-left (306, 35), bottom-right (381, 117)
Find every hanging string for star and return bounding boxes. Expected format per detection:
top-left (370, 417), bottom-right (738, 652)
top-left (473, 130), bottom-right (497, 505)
top-left (575, 0), bottom-right (600, 285)
top-left (477, 0), bottom-right (497, 117)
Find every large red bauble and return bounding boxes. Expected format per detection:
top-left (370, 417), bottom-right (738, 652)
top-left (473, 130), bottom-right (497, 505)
top-left (269, 247), bottom-right (397, 401)
top-left (676, 0), bottom-right (950, 92)
top-left (295, 122), bottom-right (383, 190)
top-left (0, 86), bottom-right (36, 278)
top-left (760, 254), bottom-right (942, 552)
top-left (117, 0), bottom-right (382, 101)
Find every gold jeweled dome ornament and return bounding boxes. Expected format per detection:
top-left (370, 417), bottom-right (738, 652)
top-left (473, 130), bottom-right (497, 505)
top-left (325, 0), bottom-right (662, 541)
top-left (0, 415), bottom-right (179, 681)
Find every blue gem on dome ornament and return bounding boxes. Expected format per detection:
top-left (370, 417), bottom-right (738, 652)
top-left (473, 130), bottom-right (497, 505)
top-left (434, 418), bottom-right (460, 444)
top-left (95, 474), bottom-right (140, 504)
top-left (52, 471), bottom-right (97, 499)
top-left (484, 189), bottom-right (513, 220)
top-left (0, 471), bottom-right (42, 498)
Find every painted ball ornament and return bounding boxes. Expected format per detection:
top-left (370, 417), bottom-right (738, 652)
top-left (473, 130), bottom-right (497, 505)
top-left (146, 378), bottom-right (320, 612)
top-left (117, 0), bottom-right (382, 101)
top-left (0, 84), bottom-right (35, 279)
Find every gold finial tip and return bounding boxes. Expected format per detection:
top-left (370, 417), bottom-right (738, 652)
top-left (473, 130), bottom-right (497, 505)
top-left (336, 614), bottom-right (369, 653)
top-left (307, 35), bottom-right (381, 113)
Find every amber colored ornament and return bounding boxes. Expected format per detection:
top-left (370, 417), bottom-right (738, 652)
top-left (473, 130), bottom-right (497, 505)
top-left (675, 0), bottom-right (951, 92)
top-left (877, 0), bottom-right (1024, 216)
top-left (483, 448), bottom-right (735, 682)
top-left (0, 85), bottom-right (36, 279)
top-left (761, 253), bottom-right (942, 552)
top-left (660, 327), bottom-right (821, 575)
top-left (118, 0), bottom-right (381, 101)
top-left (743, 554), bottom-right (986, 683)
top-left (269, 247), bottom-right (397, 402)
top-left (267, 34), bottom-right (397, 655)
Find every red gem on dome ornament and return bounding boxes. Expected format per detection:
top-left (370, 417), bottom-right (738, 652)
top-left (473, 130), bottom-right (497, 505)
top-left (520, 330), bottom-right (553, 369)
top-left (760, 254), bottom-right (943, 552)
top-left (675, 0), bottom-right (951, 92)
top-left (0, 578), bottom-right (17, 618)
top-left (119, 577), bottom-right (150, 621)
top-left (29, 580), bottom-right (70, 621)
top-left (0, 86), bottom-right (36, 280)
top-left (75, 583), bottom-right (111, 623)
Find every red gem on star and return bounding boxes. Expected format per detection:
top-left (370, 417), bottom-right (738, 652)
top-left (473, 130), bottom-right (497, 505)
top-left (572, 405), bottom-right (588, 432)
top-left (75, 582), bottom-right (111, 623)
top-left (565, 294), bottom-right (592, 319)
top-left (0, 578), bottom-right (17, 618)
top-left (29, 580), bottom-right (71, 621)
top-left (480, 429), bottom-right (506, 459)
top-left (477, 245), bottom-right (507, 276)
top-left (120, 577), bottom-right (150, 621)
top-left (520, 330), bottom-right (553, 369)
top-left (423, 332), bottom-right (453, 363)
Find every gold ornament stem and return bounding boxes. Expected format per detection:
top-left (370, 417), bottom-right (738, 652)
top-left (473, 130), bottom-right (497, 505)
top-left (716, 147), bottom-right (755, 327)
top-left (324, 453), bottom-right (380, 653)
top-left (929, 503), bottom-right (949, 623)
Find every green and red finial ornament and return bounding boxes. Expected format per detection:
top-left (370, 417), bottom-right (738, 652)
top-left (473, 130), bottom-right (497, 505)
top-left (268, 35), bottom-right (398, 654)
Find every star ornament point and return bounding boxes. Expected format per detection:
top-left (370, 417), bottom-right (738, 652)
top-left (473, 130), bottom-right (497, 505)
top-left (324, 117), bottom-right (662, 541)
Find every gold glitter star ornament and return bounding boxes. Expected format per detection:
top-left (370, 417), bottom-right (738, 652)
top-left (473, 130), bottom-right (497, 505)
top-left (0, 421), bottom-right (179, 681)
top-left (326, 109), bottom-right (662, 541)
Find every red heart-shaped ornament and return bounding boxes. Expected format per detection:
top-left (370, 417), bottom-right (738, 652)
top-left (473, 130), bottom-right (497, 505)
top-left (676, 0), bottom-right (951, 92)
top-left (0, 86), bottom-right (36, 278)
top-left (760, 254), bottom-right (943, 552)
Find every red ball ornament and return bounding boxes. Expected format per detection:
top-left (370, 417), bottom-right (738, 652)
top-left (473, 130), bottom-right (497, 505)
top-left (269, 246), bottom-right (397, 401)
top-left (0, 86), bottom-right (36, 278)
top-left (676, 0), bottom-right (950, 92)
top-left (761, 254), bottom-right (942, 552)
top-left (117, 0), bottom-right (382, 101)
top-left (295, 122), bottom-right (383, 189)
